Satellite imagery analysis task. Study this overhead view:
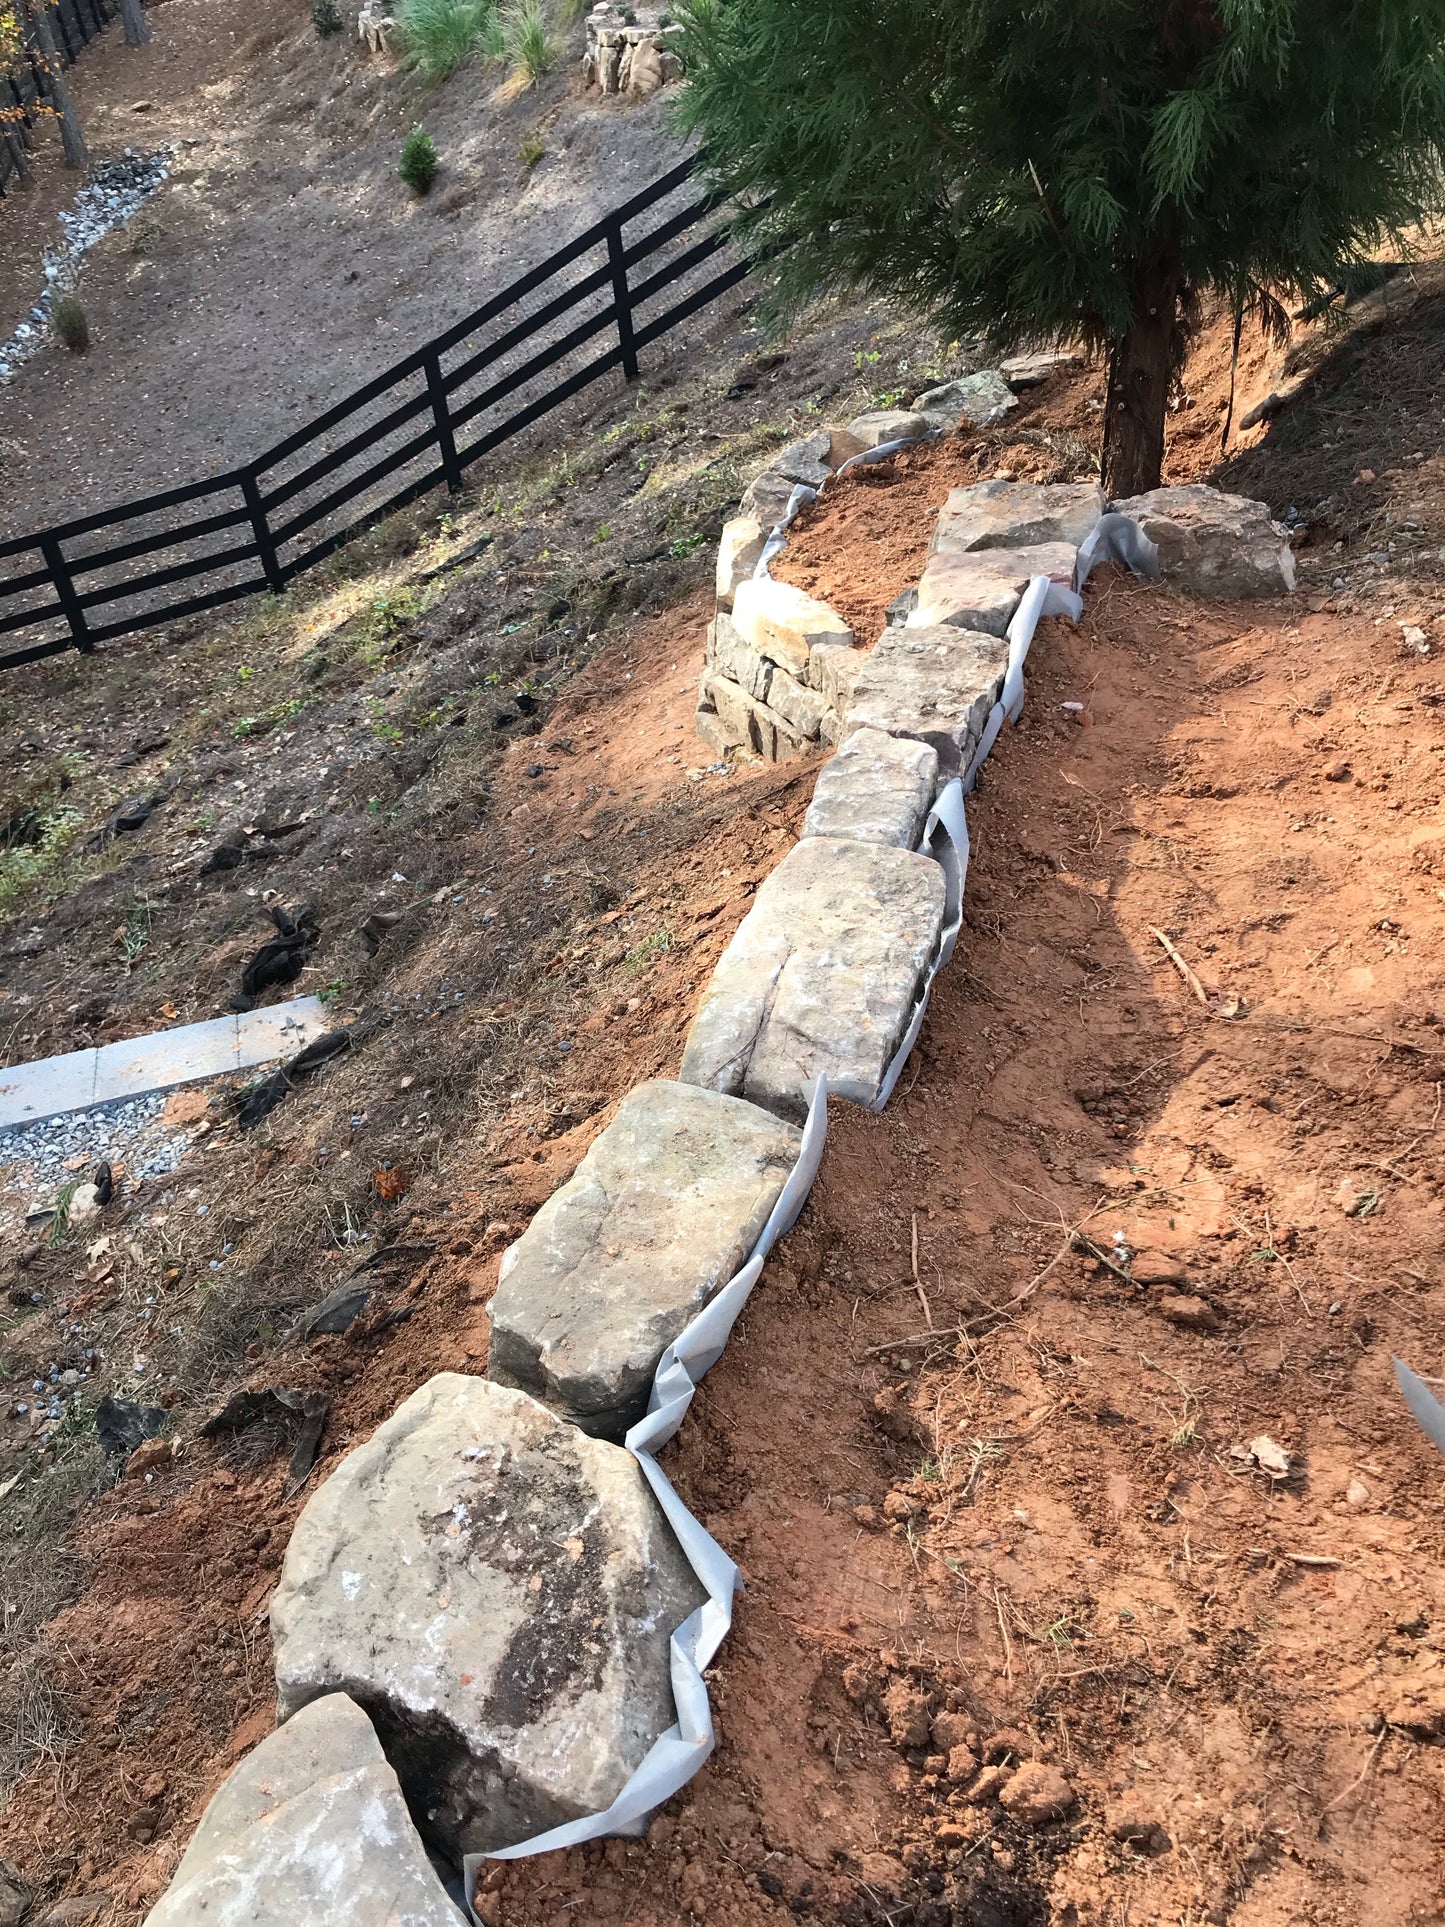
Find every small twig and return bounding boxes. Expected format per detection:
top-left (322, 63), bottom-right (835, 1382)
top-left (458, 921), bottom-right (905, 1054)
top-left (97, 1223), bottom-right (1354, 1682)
top-left (1010, 1196), bottom-right (1108, 1307)
top-left (1072, 1232), bottom-right (1134, 1285)
top-left (1147, 925), bottom-right (1211, 1007)
top-left (1284, 1552), bottom-right (1341, 1568)
top-left (910, 1212), bottom-right (933, 1330)
top-left (991, 1582), bottom-right (1014, 1681)
top-left (1321, 1727), bottom-right (1389, 1818)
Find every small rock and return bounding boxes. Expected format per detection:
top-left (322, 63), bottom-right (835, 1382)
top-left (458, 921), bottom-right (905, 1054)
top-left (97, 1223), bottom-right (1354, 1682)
top-left (1346, 1477), bottom-right (1371, 1506)
top-left (1237, 1434), bottom-right (1291, 1479)
top-left (125, 1437), bottom-right (173, 1478)
top-left (882, 1489), bottom-right (921, 1524)
top-left (1128, 1248), bottom-right (1188, 1287)
top-left (851, 1503), bottom-right (881, 1530)
top-left (0, 1860), bottom-right (31, 1927)
top-left (37, 1901), bottom-right (110, 1927)
top-left (1157, 1293), bottom-right (1218, 1332)
top-left (881, 1678), bottom-right (931, 1750)
top-left (998, 1760), bottom-right (1076, 1826)
top-left (1324, 760), bottom-right (1352, 783)
top-left (946, 1742), bottom-right (979, 1782)
top-left (965, 1763), bottom-right (1013, 1803)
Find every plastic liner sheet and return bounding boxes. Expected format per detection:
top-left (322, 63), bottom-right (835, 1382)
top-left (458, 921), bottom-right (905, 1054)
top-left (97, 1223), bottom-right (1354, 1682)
top-left (1075, 510), bottom-right (1160, 590)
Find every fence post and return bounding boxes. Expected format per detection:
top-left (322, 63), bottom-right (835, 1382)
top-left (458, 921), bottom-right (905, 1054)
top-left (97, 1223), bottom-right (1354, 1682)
top-left (241, 473), bottom-right (286, 596)
top-left (424, 349), bottom-right (463, 495)
top-left (40, 533), bottom-right (92, 654)
top-left (605, 215), bottom-right (639, 383)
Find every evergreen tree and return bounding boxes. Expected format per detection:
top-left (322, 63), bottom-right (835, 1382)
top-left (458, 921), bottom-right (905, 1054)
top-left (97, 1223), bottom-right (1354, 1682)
top-left (677, 0), bottom-right (1445, 494)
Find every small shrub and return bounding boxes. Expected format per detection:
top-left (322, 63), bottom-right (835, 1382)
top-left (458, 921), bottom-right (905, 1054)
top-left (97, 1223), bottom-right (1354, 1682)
top-left (312, 0), bottom-right (343, 34)
top-left (505, 0), bottom-right (557, 84)
top-left (400, 0), bottom-right (498, 78)
top-left (399, 126), bottom-right (439, 196)
top-left (51, 297), bottom-right (88, 354)
top-left (518, 129), bottom-right (545, 169)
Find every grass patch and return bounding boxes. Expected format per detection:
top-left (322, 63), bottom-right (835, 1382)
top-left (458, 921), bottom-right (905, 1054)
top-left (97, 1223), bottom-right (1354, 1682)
top-left (400, 0), bottom-right (500, 79)
top-left (504, 0), bottom-right (558, 85)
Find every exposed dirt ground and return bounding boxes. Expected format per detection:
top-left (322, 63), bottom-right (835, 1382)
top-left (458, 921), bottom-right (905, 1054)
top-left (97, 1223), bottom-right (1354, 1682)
top-left (6, 145), bottom-right (1445, 1927)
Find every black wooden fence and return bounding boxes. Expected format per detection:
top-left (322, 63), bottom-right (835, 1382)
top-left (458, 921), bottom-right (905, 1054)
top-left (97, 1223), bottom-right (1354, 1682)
top-left (0, 155), bottom-right (747, 673)
top-left (1, 0), bottom-right (127, 198)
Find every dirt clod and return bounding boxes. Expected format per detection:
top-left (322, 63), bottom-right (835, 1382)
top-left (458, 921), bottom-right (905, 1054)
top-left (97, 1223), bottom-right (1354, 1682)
top-left (998, 1761), bottom-right (1076, 1827)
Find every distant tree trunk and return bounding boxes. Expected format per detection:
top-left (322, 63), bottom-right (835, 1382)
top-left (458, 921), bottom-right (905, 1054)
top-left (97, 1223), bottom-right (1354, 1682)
top-left (3, 125), bottom-right (33, 186)
top-left (29, 2), bottom-right (87, 168)
top-left (120, 0), bottom-right (150, 47)
top-left (1101, 239), bottom-right (1182, 499)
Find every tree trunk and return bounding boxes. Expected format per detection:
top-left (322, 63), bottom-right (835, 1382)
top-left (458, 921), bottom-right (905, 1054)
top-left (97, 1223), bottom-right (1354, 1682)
top-left (120, 0), bottom-right (150, 46)
top-left (1101, 240), bottom-right (1181, 499)
top-left (29, 3), bottom-right (87, 168)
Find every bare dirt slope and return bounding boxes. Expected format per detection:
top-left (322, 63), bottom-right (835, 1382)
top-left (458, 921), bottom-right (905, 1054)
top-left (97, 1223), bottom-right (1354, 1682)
top-left (0, 0), bottom-right (699, 535)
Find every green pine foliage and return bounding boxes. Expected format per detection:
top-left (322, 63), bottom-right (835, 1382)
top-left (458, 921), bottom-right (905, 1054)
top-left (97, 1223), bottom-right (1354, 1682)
top-left (676, 0), bottom-right (1445, 489)
top-left (51, 296), bottom-right (89, 354)
top-left (312, 0), bottom-right (343, 36)
top-left (399, 126), bottom-right (440, 195)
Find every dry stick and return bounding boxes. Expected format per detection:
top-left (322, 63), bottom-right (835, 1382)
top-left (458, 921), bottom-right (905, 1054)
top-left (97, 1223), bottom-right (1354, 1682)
top-left (1147, 925), bottom-right (1212, 1007)
top-left (1320, 1727), bottom-right (1389, 1819)
top-left (991, 1582), bottom-right (1014, 1681)
top-left (910, 1212), bottom-right (933, 1330)
top-left (1010, 1196), bottom-right (1109, 1308)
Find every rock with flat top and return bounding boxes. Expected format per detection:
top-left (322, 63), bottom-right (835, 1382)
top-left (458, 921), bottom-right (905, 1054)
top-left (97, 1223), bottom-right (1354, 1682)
top-left (1109, 484), bottom-right (1296, 597)
top-left (732, 576), bottom-right (853, 679)
top-left (143, 1693), bottom-right (463, 1927)
top-left (739, 469), bottom-right (801, 531)
top-left (680, 836), bottom-right (945, 1123)
top-left (489, 1080), bottom-right (801, 1437)
top-left (708, 610), bottom-right (773, 701)
top-left (802, 728), bottom-right (938, 848)
top-left (844, 626), bottom-right (1009, 777)
top-left (931, 481), bottom-right (1104, 556)
top-left (911, 371), bottom-right (1016, 429)
top-left (270, 1374), bottom-right (706, 1859)
top-left (700, 672), bottom-right (812, 762)
top-left (908, 542), bottom-right (1077, 637)
top-left (716, 517), bottom-right (765, 609)
top-left (694, 690), bottom-right (743, 759)
top-left (843, 410), bottom-right (932, 450)
top-left (999, 350), bottom-right (1081, 388)
top-left (772, 428), bottom-right (866, 488)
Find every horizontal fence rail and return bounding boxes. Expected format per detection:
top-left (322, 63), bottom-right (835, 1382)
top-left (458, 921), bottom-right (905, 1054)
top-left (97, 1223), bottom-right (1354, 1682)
top-left (0, 156), bottom-right (748, 673)
top-left (1, 0), bottom-right (129, 199)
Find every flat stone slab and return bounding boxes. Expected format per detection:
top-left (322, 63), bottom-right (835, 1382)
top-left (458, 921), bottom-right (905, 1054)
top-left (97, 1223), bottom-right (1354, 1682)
top-left (999, 350), bottom-right (1081, 388)
top-left (911, 371), bottom-right (1017, 429)
top-left (700, 671), bottom-right (812, 762)
top-left (732, 576), bottom-right (853, 679)
top-left (844, 625), bottom-right (1009, 777)
top-left (802, 728), bottom-right (939, 848)
top-left (844, 410), bottom-right (933, 449)
top-left (144, 1693), bottom-right (463, 1926)
top-left (489, 1080), bottom-right (802, 1438)
top-left (908, 542), bottom-right (1077, 636)
top-left (0, 996), bottom-right (329, 1130)
top-left (679, 837), bottom-right (946, 1122)
top-left (1110, 484), bottom-right (1297, 597)
top-left (270, 1374), bottom-right (706, 1859)
top-left (931, 481), bottom-right (1104, 555)
top-left (771, 427), bottom-right (866, 487)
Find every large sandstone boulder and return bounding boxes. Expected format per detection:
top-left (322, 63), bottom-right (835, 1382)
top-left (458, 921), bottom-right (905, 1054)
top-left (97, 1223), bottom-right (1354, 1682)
top-left (911, 371), bottom-right (1016, 430)
top-left (1109, 484), bottom-right (1296, 597)
top-left (489, 1081), bottom-right (801, 1437)
top-left (908, 542), bottom-right (1077, 636)
top-left (739, 469), bottom-right (800, 531)
top-left (732, 576), bottom-right (853, 678)
top-left (844, 410), bottom-right (933, 449)
top-left (270, 1375), bottom-right (706, 1860)
top-left (679, 837), bottom-right (946, 1122)
top-left (802, 728), bottom-right (939, 848)
top-left (998, 350), bottom-right (1081, 389)
top-left (144, 1694), bottom-right (463, 1926)
top-left (844, 626), bottom-right (1009, 777)
top-left (772, 428), bottom-right (866, 488)
top-left (699, 671), bottom-right (813, 762)
top-left (931, 481), bottom-right (1104, 556)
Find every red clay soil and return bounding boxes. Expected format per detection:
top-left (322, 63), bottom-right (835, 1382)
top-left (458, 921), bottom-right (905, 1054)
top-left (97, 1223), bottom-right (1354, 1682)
top-left (8, 377), bottom-right (1445, 1924)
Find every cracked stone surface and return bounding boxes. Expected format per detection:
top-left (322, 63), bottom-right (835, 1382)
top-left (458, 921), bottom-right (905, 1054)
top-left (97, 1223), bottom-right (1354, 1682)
top-left (844, 625), bottom-right (1009, 777)
top-left (715, 517), bottom-right (765, 609)
top-left (700, 671), bottom-right (812, 761)
top-left (802, 728), bottom-right (939, 848)
top-left (908, 542), bottom-right (1078, 636)
top-left (679, 836), bottom-right (946, 1122)
top-left (488, 1080), bottom-right (801, 1437)
top-left (144, 1693), bottom-right (464, 1927)
top-left (931, 481), bottom-right (1104, 556)
top-left (1110, 484), bottom-right (1297, 597)
top-left (844, 409), bottom-right (933, 448)
top-left (732, 576), bottom-right (853, 678)
top-left (270, 1375), bottom-right (707, 1859)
